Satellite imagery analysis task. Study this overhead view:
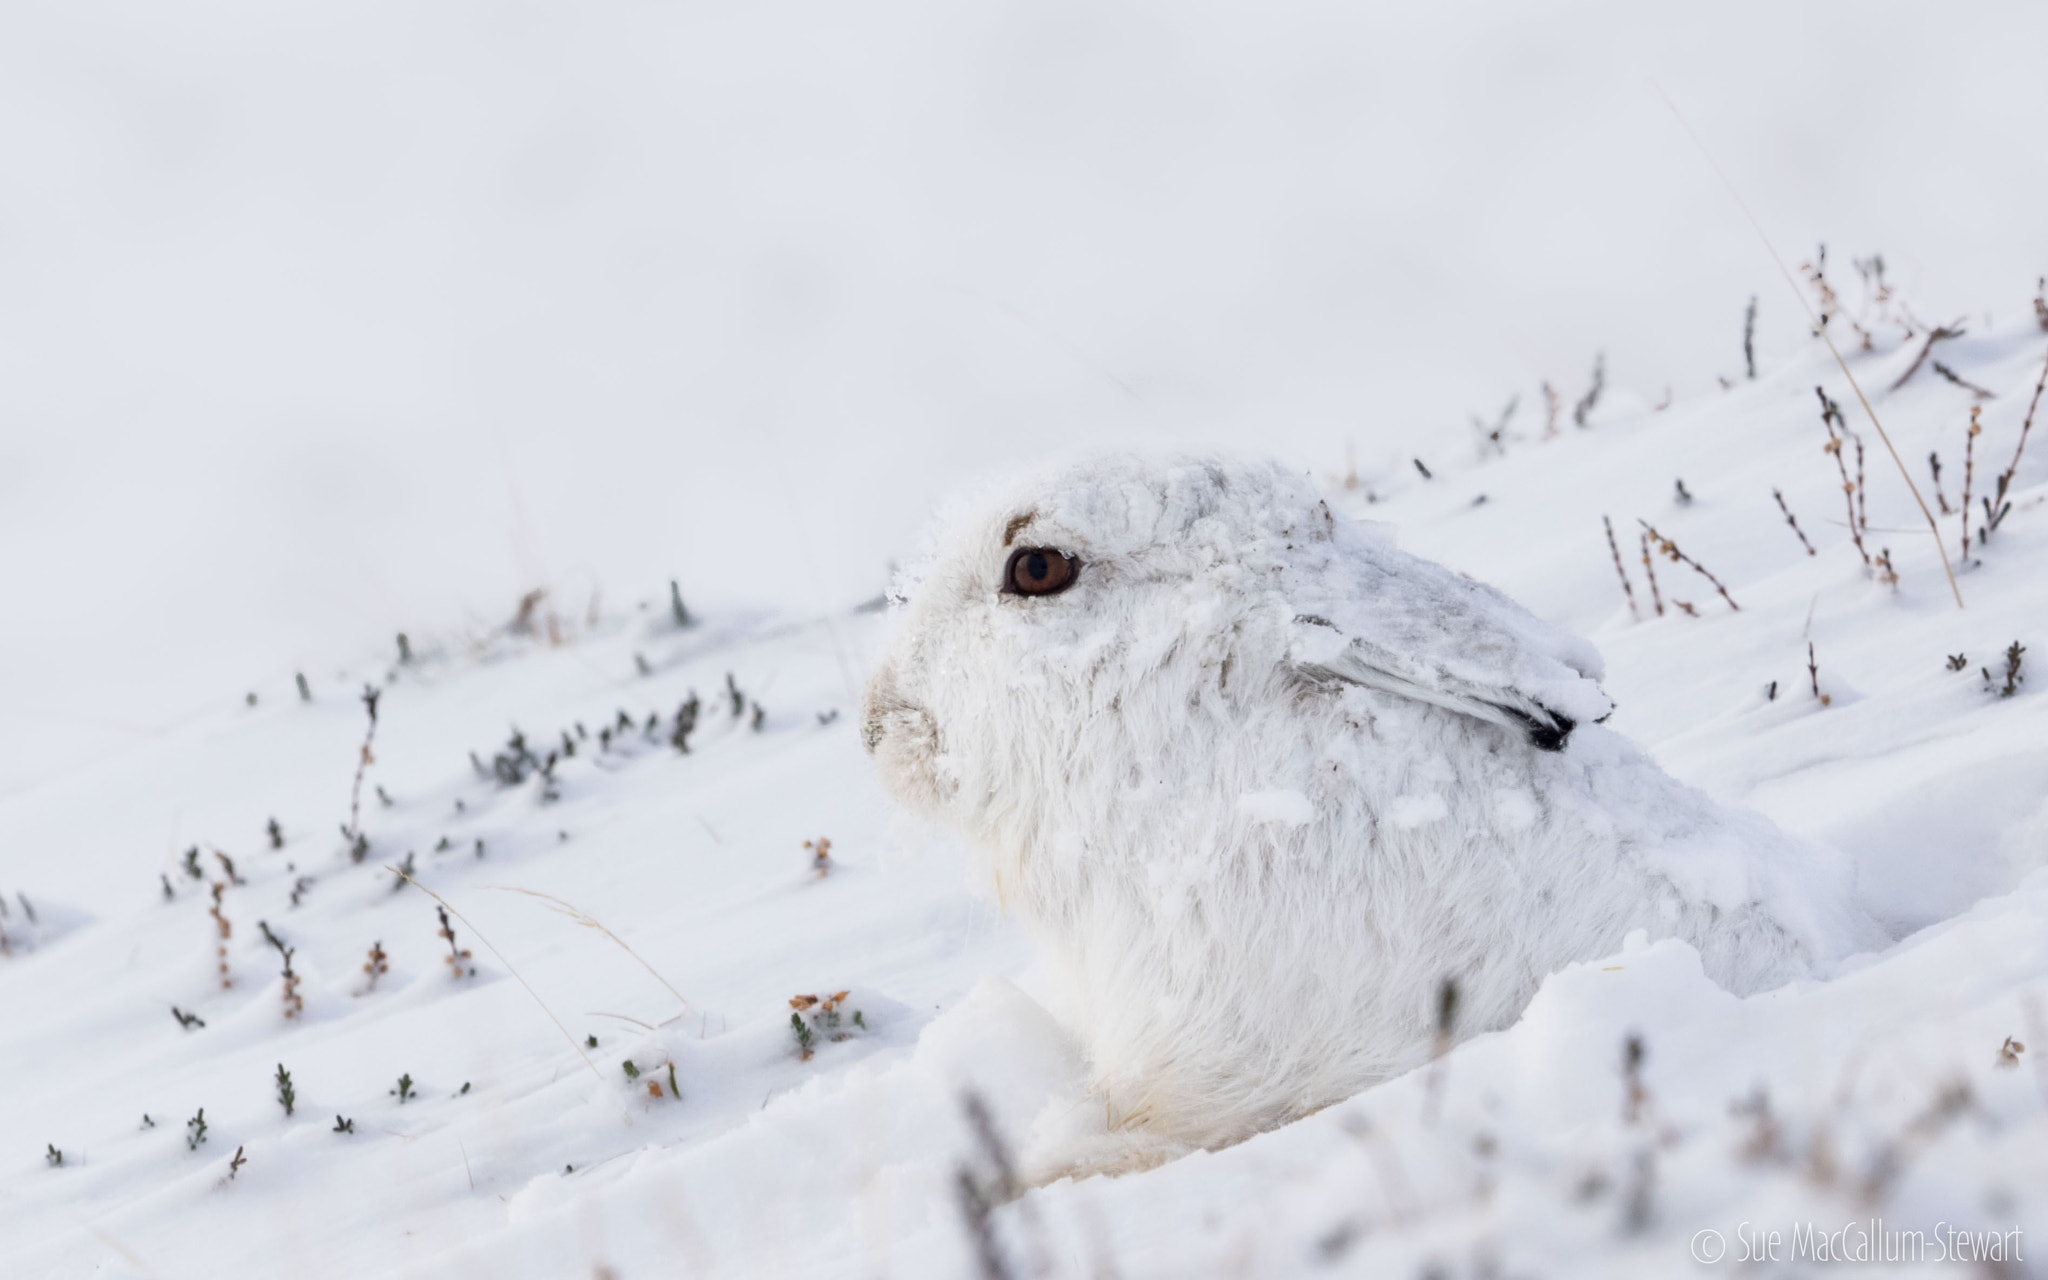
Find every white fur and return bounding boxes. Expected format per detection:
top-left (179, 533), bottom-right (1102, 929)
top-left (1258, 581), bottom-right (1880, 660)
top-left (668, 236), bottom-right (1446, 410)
top-left (864, 454), bottom-right (1882, 1166)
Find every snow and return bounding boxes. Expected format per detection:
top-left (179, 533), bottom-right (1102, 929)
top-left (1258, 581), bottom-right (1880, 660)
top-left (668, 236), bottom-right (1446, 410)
top-left (5, 304), bottom-right (2044, 1277)
top-left (3, 3), bottom-right (2048, 1276)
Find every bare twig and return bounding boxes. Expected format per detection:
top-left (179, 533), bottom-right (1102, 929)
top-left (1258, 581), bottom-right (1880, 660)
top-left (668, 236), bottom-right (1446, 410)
top-left (1890, 322), bottom-right (1966, 391)
top-left (1652, 87), bottom-right (1961, 608)
top-left (1772, 489), bottom-right (1816, 555)
top-left (1603, 517), bottom-right (1640, 617)
top-left (1638, 533), bottom-right (1664, 617)
top-left (1929, 451), bottom-right (1952, 514)
top-left (1933, 362), bottom-right (1996, 399)
top-left (1990, 346), bottom-right (2048, 529)
top-left (1638, 520), bottom-right (1739, 611)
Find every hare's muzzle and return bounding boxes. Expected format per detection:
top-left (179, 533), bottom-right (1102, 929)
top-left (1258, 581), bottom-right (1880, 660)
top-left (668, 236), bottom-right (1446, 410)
top-left (861, 663), bottom-right (956, 814)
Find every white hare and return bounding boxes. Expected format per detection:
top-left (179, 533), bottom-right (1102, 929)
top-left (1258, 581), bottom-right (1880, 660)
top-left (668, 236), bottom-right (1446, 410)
top-left (864, 454), bottom-right (1881, 1169)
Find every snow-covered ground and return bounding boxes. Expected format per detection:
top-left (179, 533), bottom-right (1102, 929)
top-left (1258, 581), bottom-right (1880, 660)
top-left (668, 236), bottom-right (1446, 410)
top-left (4, 301), bottom-right (2045, 1276)
top-left (5, 3), bottom-right (2048, 1276)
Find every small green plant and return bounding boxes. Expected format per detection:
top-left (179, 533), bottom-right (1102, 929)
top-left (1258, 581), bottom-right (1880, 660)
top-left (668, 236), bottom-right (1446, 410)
top-left (296, 671), bottom-right (311, 701)
top-left (275, 1064), bottom-right (296, 1117)
top-left (391, 1074), bottom-right (415, 1103)
top-left (45, 1144), bottom-right (62, 1167)
top-left (227, 1146), bottom-right (247, 1179)
top-left (186, 1108), bottom-right (208, 1150)
top-left (1989, 641), bottom-right (2026, 697)
top-left (332, 1116), bottom-right (354, 1134)
top-left (183, 847), bottom-right (203, 880)
top-left (160, 874), bottom-right (174, 902)
top-left (390, 851), bottom-right (415, 892)
top-left (171, 1005), bottom-right (205, 1030)
top-left (1947, 653), bottom-right (1969, 672)
top-left (670, 579), bottom-right (692, 627)
top-left (267, 818), bottom-right (284, 850)
top-left (667, 1062), bottom-right (680, 1100)
top-left (789, 991), bottom-right (864, 1060)
top-left (621, 1060), bottom-right (640, 1081)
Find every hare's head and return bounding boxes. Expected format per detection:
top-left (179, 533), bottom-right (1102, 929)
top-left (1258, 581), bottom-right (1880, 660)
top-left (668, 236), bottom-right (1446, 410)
top-left (864, 453), bottom-right (1610, 851)
top-left (862, 456), bottom-right (1337, 837)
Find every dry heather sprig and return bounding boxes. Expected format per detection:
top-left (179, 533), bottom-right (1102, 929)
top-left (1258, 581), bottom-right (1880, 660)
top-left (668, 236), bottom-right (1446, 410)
top-left (1816, 387), bottom-right (1872, 568)
top-left (361, 940), bottom-right (388, 993)
top-left (208, 883), bottom-right (233, 989)
top-left (1800, 249), bottom-right (1874, 350)
top-left (1987, 345), bottom-right (2048, 538)
top-left (436, 906), bottom-right (474, 979)
top-left (344, 685), bottom-right (382, 852)
top-left (1928, 451), bottom-right (1952, 514)
top-left (1653, 90), bottom-right (1962, 607)
top-left (1602, 516), bottom-right (1640, 617)
top-left (1637, 520), bottom-right (1739, 612)
top-left (1772, 489), bottom-right (1816, 556)
top-left (1961, 407), bottom-right (1981, 561)
top-left (1808, 642), bottom-right (1831, 706)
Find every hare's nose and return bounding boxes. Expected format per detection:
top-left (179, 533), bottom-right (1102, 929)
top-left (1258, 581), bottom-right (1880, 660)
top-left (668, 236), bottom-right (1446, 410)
top-left (861, 663), bottom-right (902, 756)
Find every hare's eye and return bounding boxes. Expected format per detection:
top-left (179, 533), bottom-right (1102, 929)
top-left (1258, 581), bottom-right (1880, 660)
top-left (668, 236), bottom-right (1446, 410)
top-left (1002, 547), bottom-right (1080, 597)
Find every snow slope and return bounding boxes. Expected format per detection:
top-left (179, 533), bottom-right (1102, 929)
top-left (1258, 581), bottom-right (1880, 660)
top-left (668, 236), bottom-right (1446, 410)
top-left (3, 294), bottom-right (2046, 1275)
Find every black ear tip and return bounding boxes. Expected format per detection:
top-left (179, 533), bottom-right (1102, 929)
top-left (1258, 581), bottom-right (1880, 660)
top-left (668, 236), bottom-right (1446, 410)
top-left (1507, 707), bottom-right (1575, 751)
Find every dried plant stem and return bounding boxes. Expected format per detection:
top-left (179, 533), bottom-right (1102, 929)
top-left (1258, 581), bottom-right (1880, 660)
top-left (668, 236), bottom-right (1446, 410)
top-left (1637, 533), bottom-right (1664, 617)
top-left (1889, 323), bottom-right (1965, 392)
top-left (1773, 489), bottom-right (1817, 555)
top-left (1995, 346), bottom-right (2048, 504)
top-left (1817, 388), bottom-right (1872, 567)
top-left (1603, 516), bottom-right (1640, 617)
top-left (489, 886), bottom-right (693, 1015)
top-left (1638, 519), bottom-right (1739, 611)
top-left (1929, 452), bottom-right (1951, 514)
top-left (1853, 436), bottom-right (1868, 534)
top-left (1655, 86), bottom-right (1962, 608)
top-left (1961, 407), bottom-right (1981, 561)
top-left (345, 686), bottom-right (382, 845)
top-left (1808, 643), bottom-right (1822, 699)
top-left (386, 867), bottom-right (619, 1106)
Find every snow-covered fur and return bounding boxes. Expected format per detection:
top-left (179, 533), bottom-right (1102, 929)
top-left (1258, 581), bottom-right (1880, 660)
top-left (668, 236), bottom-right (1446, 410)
top-left (863, 454), bottom-right (1882, 1165)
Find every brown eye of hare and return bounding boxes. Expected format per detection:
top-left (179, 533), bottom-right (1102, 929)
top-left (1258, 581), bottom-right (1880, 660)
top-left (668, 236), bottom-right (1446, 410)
top-left (1002, 547), bottom-right (1080, 597)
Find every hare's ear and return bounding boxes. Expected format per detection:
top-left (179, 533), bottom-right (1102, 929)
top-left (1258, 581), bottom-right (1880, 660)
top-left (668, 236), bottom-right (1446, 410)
top-left (1286, 610), bottom-right (1605, 749)
top-left (1292, 630), bottom-right (1580, 750)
